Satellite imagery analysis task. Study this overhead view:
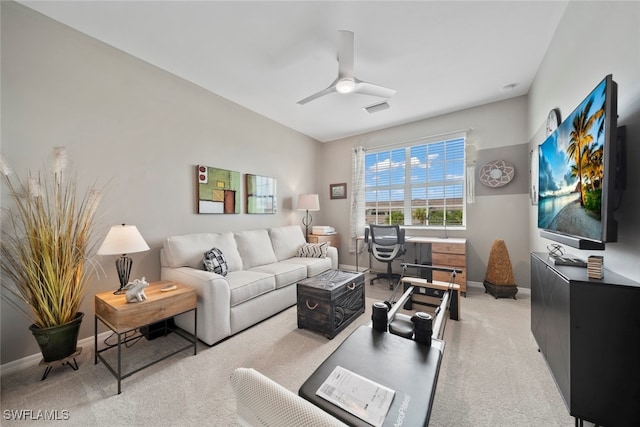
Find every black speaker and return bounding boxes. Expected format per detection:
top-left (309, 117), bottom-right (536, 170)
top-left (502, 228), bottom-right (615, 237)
top-left (140, 318), bottom-right (175, 340)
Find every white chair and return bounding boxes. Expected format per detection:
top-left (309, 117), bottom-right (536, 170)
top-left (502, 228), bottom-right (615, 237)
top-left (230, 367), bottom-right (347, 427)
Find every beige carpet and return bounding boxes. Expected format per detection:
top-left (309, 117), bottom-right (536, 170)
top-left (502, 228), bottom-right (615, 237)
top-left (1, 283), bottom-right (577, 426)
top-left (430, 285), bottom-right (573, 426)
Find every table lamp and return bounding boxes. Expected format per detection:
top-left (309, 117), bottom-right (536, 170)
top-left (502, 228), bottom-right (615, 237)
top-left (297, 194), bottom-right (320, 241)
top-left (98, 224), bottom-right (150, 294)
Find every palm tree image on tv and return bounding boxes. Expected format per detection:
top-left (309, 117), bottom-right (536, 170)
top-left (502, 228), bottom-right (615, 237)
top-left (567, 97), bottom-right (605, 210)
top-left (538, 79), bottom-right (608, 241)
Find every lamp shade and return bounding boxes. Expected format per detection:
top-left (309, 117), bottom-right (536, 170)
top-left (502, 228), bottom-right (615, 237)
top-left (297, 194), bottom-right (320, 211)
top-left (97, 224), bottom-right (150, 256)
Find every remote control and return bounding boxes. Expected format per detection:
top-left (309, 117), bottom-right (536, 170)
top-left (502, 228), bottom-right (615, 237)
top-left (161, 284), bottom-right (177, 292)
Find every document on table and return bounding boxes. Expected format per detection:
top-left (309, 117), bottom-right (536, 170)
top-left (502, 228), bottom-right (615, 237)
top-left (316, 365), bottom-right (395, 427)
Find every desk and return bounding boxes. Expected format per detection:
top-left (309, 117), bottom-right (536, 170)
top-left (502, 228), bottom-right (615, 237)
top-left (299, 325), bottom-right (444, 426)
top-left (356, 235), bottom-right (467, 294)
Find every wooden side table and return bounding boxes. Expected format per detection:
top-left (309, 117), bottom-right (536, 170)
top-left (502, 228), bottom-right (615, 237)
top-left (94, 280), bottom-right (197, 394)
top-left (308, 233), bottom-right (339, 247)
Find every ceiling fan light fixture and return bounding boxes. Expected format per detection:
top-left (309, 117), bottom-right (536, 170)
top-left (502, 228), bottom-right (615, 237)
top-left (336, 78), bottom-right (356, 94)
top-left (297, 31), bottom-right (395, 105)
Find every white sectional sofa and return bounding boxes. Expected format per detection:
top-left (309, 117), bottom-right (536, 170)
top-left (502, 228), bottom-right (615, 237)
top-left (160, 225), bottom-right (338, 345)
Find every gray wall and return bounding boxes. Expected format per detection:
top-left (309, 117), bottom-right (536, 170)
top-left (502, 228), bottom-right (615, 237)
top-left (1, 2), bottom-right (324, 364)
top-left (527, 1), bottom-right (640, 283)
top-left (321, 96), bottom-right (531, 288)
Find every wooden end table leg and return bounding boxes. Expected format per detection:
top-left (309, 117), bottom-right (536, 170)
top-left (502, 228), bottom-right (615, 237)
top-left (94, 315), bottom-right (98, 364)
top-left (193, 307), bottom-right (198, 355)
top-left (117, 332), bottom-right (122, 394)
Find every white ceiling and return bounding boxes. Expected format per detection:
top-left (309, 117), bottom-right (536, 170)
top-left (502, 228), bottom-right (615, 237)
top-left (19, 1), bottom-right (569, 142)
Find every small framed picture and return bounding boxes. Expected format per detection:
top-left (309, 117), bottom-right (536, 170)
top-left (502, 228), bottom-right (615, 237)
top-left (330, 183), bottom-right (347, 199)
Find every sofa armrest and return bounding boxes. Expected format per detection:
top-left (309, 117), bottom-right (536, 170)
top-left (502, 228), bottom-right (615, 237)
top-left (327, 246), bottom-right (338, 270)
top-left (230, 368), bottom-right (347, 427)
top-left (161, 266), bottom-right (232, 345)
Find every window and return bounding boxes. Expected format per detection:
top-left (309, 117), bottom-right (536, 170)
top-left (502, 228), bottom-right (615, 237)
top-left (364, 136), bottom-right (466, 227)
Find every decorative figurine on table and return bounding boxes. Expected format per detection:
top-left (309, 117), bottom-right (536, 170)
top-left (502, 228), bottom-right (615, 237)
top-left (124, 277), bottom-right (149, 303)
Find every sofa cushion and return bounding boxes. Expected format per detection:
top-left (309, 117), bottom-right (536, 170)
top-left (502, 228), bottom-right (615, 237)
top-left (235, 230), bottom-right (278, 269)
top-left (163, 233), bottom-right (216, 268)
top-left (287, 256), bottom-right (333, 277)
top-left (251, 262), bottom-right (307, 289)
top-left (163, 232), bottom-right (243, 271)
top-left (269, 226), bottom-right (307, 261)
top-left (297, 242), bottom-right (329, 258)
top-left (227, 270), bottom-right (276, 307)
top-left (210, 233), bottom-right (243, 272)
top-left (203, 247), bottom-right (228, 276)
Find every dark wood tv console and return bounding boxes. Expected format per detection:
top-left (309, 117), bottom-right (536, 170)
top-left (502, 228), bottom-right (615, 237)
top-left (530, 252), bottom-right (640, 426)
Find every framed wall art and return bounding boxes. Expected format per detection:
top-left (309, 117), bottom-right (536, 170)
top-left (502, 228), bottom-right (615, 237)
top-left (246, 174), bottom-right (277, 214)
top-left (196, 165), bottom-right (241, 214)
top-left (330, 183), bottom-right (347, 199)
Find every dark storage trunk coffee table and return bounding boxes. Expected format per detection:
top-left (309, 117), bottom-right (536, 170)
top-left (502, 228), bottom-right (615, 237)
top-left (297, 270), bottom-right (365, 339)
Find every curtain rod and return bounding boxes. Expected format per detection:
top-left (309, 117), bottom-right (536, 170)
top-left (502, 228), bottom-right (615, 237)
top-left (365, 127), bottom-right (473, 151)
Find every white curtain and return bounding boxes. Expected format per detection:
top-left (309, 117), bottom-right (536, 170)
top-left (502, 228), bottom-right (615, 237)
top-left (465, 141), bottom-right (477, 204)
top-left (349, 146), bottom-right (366, 254)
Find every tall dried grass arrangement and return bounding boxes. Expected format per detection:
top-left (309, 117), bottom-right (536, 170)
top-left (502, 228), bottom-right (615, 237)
top-left (1, 147), bottom-right (102, 328)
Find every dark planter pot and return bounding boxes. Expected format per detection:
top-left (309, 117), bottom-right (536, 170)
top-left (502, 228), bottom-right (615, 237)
top-left (29, 312), bottom-right (84, 362)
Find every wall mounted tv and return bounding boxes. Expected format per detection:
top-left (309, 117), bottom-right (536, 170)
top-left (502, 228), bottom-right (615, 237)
top-left (537, 74), bottom-right (619, 250)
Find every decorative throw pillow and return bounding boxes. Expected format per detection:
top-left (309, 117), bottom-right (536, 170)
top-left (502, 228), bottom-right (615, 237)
top-left (203, 247), bottom-right (228, 276)
top-left (297, 242), bottom-right (329, 258)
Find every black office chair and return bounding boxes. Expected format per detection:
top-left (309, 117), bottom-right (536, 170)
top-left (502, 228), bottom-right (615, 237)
top-left (365, 224), bottom-right (406, 290)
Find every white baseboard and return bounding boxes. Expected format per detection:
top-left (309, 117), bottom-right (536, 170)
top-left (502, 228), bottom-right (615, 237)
top-left (467, 280), bottom-right (483, 289)
top-left (0, 331), bottom-right (112, 377)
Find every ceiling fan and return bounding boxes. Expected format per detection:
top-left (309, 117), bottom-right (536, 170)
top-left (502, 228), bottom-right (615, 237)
top-left (297, 30), bottom-right (397, 105)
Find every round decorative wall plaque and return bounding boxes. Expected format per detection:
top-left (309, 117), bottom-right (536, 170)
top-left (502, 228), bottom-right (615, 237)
top-left (479, 160), bottom-right (515, 188)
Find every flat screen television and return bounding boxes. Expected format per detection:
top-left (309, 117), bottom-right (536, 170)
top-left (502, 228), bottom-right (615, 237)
top-left (537, 74), bottom-right (619, 250)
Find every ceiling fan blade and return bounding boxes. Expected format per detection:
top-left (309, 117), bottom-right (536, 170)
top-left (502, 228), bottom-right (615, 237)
top-left (298, 30), bottom-right (395, 105)
top-left (354, 79), bottom-right (397, 99)
top-left (338, 30), bottom-right (354, 78)
top-left (297, 84), bottom-right (337, 105)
